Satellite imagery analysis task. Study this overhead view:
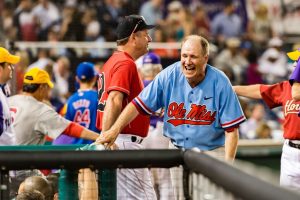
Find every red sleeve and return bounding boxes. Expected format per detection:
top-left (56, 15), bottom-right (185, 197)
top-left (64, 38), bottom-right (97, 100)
top-left (107, 60), bottom-right (136, 96)
top-left (62, 122), bottom-right (84, 138)
top-left (260, 82), bottom-right (286, 109)
top-left (225, 125), bottom-right (239, 132)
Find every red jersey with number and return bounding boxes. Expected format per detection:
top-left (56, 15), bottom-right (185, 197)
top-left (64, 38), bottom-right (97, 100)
top-left (96, 51), bottom-right (150, 137)
top-left (260, 81), bottom-right (300, 139)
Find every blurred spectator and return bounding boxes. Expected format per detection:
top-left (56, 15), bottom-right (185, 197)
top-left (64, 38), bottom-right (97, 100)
top-left (211, 0), bottom-right (243, 46)
top-left (139, 0), bottom-right (163, 38)
top-left (46, 173), bottom-right (59, 200)
top-left (16, 190), bottom-right (45, 200)
top-left (18, 176), bottom-right (52, 200)
top-left (193, 4), bottom-right (211, 39)
top-left (239, 103), bottom-right (268, 139)
top-left (97, 0), bottom-right (124, 41)
top-left (175, 7), bottom-right (195, 41)
top-left (59, 4), bottom-right (84, 41)
top-left (258, 37), bottom-right (288, 84)
top-left (165, 1), bottom-right (183, 41)
top-left (82, 8), bottom-right (100, 41)
top-left (247, 3), bottom-right (273, 52)
top-left (245, 47), bottom-right (264, 85)
top-left (256, 123), bottom-right (272, 139)
top-left (14, 50), bottom-right (30, 93)
top-left (152, 26), bottom-right (179, 58)
top-left (51, 56), bottom-right (72, 104)
top-left (13, 0), bottom-right (38, 41)
top-left (214, 37), bottom-right (248, 85)
top-left (28, 49), bottom-right (53, 70)
top-left (2, 2), bottom-right (17, 41)
top-left (32, 0), bottom-right (60, 41)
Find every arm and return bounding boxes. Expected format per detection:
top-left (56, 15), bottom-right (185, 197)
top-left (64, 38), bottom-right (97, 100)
top-left (233, 85), bottom-right (262, 99)
top-left (292, 82), bottom-right (300, 101)
top-left (101, 91), bottom-right (124, 131)
top-left (96, 102), bottom-right (139, 147)
top-left (224, 128), bottom-right (239, 161)
top-left (62, 122), bottom-right (99, 141)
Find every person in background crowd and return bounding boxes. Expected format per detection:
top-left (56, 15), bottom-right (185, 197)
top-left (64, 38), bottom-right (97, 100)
top-left (0, 47), bottom-right (20, 145)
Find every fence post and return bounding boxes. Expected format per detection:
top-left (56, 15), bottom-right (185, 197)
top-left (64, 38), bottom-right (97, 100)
top-left (58, 169), bottom-right (79, 200)
top-left (0, 169), bottom-right (9, 200)
top-left (87, 144), bottom-right (117, 200)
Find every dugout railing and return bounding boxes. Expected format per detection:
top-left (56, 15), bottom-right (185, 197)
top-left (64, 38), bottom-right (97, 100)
top-left (0, 146), bottom-right (299, 200)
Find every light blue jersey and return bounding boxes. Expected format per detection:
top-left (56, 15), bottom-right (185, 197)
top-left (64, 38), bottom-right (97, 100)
top-left (133, 62), bottom-right (245, 150)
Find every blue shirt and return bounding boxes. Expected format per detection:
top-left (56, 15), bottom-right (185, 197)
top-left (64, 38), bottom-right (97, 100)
top-left (133, 62), bottom-right (245, 150)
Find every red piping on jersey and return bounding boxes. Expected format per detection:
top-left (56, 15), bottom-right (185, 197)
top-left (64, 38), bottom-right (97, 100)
top-left (62, 122), bottom-right (84, 138)
top-left (108, 86), bottom-right (130, 95)
top-left (221, 116), bottom-right (245, 127)
top-left (134, 97), bottom-right (153, 115)
top-left (132, 100), bottom-right (149, 116)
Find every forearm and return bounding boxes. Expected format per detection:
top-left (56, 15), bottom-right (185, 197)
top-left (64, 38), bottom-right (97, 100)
top-left (110, 103), bottom-right (139, 133)
top-left (224, 129), bottom-right (239, 161)
top-left (63, 122), bottom-right (98, 141)
top-left (80, 128), bottom-right (99, 141)
top-left (292, 82), bottom-right (300, 101)
top-left (102, 92), bottom-right (124, 131)
top-left (233, 85), bottom-right (262, 99)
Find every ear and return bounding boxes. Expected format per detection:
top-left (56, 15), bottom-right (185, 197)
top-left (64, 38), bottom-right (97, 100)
top-left (75, 76), bottom-right (80, 83)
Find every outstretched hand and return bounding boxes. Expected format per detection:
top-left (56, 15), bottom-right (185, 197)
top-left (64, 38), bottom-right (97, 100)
top-left (95, 129), bottom-right (119, 148)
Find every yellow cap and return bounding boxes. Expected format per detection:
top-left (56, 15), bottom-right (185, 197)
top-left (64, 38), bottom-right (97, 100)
top-left (0, 47), bottom-right (20, 64)
top-left (24, 67), bottom-right (54, 88)
top-left (287, 50), bottom-right (300, 61)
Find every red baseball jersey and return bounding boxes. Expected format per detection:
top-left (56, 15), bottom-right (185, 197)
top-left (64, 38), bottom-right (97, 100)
top-left (260, 81), bottom-right (300, 139)
top-left (96, 51), bottom-right (150, 137)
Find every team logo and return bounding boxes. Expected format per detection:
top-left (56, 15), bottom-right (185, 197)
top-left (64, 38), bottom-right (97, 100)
top-left (167, 102), bottom-right (216, 126)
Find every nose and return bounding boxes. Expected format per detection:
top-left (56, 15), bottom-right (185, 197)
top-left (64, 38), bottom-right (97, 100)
top-left (185, 57), bottom-right (192, 65)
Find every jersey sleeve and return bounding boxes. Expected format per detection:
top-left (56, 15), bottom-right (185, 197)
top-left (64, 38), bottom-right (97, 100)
top-left (218, 80), bottom-right (246, 129)
top-left (34, 105), bottom-right (70, 139)
top-left (132, 73), bottom-right (164, 115)
top-left (108, 61), bottom-right (136, 95)
top-left (260, 83), bottom-right (284, 108)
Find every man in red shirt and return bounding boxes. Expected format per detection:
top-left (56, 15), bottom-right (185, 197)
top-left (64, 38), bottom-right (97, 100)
top-left (233, 79), bottom-right (300, 189)
top-left (96, 15), bottom-right (157, 199)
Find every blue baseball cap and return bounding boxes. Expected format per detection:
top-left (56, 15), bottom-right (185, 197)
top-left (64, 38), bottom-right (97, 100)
top-left (76, 62), bottom-right (97, 80)
top-left (142, 52), bottom-right (161, 65)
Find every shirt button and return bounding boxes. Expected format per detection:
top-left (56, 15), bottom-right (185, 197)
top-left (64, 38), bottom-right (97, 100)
top-left (191, 91), bottom-right (194, 94)
top-left (186, 138), bottom-right (189, 140)
top-left (189, 101), bottom-right (192, 103)
top-left (187, 125), bottom-right (190, 128)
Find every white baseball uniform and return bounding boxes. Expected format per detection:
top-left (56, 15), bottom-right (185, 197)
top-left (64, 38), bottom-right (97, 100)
top-left (8, 95), bottom-right (70, 145)
top-left (0, 89), bottom-right (16, 145)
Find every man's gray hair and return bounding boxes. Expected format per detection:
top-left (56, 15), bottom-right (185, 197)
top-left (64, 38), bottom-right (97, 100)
top-left (181, 35), bottom-right (210, 57)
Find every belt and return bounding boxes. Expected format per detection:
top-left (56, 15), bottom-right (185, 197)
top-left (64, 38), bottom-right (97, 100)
top-left (118, 134), bottom-right (144, 144)
top-left (288, 141), bottom-right (300, 149)
top-left (130, 136), bottom-right (143, 144)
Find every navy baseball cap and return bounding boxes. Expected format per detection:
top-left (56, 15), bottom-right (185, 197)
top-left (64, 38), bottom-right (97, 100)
top-left (116, 15), bottom-right (155, 41)
top-left (143, 52), bottom-right (161, 65)
top-left (76, 62), bottom-right (97, 80)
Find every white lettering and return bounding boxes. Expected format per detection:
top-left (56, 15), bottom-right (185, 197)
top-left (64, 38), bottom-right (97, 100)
top-left (72, 99), bottom-right (90, 110)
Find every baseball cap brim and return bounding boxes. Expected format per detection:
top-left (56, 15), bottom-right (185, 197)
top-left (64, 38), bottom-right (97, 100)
top-left (6, 54), bottom-right (20, 64)
top-left (287, 50), bottom-right (300, 61)
top-left (47, 80), bottom-right (54, 88)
